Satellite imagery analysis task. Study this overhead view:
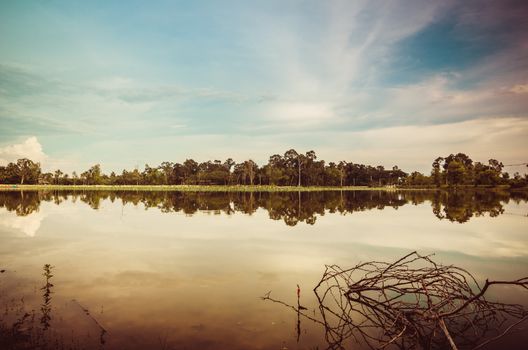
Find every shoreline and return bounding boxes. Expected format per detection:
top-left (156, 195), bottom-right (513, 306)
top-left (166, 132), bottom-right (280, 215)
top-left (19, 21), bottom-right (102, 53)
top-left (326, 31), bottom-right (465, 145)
top-left (0, 184), bottom-right (397, 192)
top-left (0, 184), bottom-right (522, 192)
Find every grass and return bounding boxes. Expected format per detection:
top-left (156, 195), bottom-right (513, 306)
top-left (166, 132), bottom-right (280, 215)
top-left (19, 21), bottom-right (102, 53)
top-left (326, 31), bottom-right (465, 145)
top-left (0, 184), bottom-right (402, 192)
top-left (2, 184), bottom-right (518, 192)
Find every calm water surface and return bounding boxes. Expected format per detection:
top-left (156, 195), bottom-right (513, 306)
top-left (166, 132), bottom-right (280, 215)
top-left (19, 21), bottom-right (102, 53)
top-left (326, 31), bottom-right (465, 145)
top-left (0, 190), bottom-right (527, 349)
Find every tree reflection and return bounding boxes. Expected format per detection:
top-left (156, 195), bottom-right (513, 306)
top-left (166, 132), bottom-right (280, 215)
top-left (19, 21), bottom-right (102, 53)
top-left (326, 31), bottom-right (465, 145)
top-left (430, 190), bottom-right (512, 223)
top-left (0, 189), bottom-right (526, 225)
top-left (0, 190), bottom-right (40, 216)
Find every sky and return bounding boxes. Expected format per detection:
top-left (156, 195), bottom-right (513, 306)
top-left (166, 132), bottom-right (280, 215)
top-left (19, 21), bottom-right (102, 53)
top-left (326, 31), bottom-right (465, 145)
top-left (0, 0), bottom-right (527, 174)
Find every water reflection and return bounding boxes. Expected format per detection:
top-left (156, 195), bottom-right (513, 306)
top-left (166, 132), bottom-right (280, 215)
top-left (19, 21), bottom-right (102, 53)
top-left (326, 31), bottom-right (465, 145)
top-left (0, 189), bottom-right (526, 225)
top-left (3, 257), bottom-right (526, 350)
top-left (0, 207), bottom-right (44, 236)
top-left (0, 188), bottom-right (527, 350)
top-left (0, 265), bottom-right (107, 350)
top-left (1, 265), bottom-right (55, 349)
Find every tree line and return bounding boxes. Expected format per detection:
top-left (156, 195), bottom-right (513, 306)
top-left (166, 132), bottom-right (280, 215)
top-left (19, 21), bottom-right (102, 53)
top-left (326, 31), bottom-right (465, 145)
top-left (408, 153), bottom-right (527, 188)
top-left (0, 150), bottom-right (526, 188)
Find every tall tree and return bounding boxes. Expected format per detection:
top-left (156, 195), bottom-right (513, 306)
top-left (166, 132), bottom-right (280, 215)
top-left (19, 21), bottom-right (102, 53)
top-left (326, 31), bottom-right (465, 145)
top-left (431, 157), bottom-right (443, 187)
top-left (338, 161), bottom-right (348, 187)
top-left (284, 149), bottom-right (300, 186)
top-left (86, 164), bottom-right (103, 185)
top-left (54, 169), bottom-right (63, 185)
top-left (159, 161), bottom-right (174, 185)
top-left (16, 158), bottom-right (41, 184)
top-left (446, 160), bottom-right (466, 186)
top-left (183, 159), bottom-right (199, 184)
top-left (244, 160), bottom-right (257, 185)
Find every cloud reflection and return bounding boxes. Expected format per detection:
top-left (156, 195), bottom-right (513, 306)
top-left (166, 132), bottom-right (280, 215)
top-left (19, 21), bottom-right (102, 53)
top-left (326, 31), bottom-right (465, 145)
top-left (0, 207), bottom-right (45, 237)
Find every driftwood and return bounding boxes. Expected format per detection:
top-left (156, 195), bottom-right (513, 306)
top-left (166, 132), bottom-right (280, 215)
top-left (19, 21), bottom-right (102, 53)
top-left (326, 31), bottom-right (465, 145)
top-left (262, 252), bottom-right (528, 349)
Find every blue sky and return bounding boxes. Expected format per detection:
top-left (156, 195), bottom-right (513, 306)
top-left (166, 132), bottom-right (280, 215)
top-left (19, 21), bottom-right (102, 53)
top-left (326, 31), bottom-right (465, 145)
top-left (1, 0), bottom-right (527, 173)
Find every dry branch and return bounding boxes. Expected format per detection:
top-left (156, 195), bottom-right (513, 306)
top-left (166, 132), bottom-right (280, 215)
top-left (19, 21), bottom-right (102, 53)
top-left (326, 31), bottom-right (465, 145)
top-left (263, 252), bottom-right (528, 350)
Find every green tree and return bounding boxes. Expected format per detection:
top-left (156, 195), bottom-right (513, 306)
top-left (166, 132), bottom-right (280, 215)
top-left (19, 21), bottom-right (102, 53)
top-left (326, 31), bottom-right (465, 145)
top-left (16, 158), bottom-right (41, 184)
top-left (85, 164), bottom-right (103, 185)
top-left (183, 159), bottom-right (199, 184)
top-left (267, 154), bottom-right (285, 185)
top-left (431, 157), bottom-right (443, 186)
top-left (284, 149), bottom-right (301, 186)
top-left (446, 160), bottom-right (466, 186)
top-left (72, 171), bottom-right (78, 185)
top-left (159, 161), bottom-right (174, 185)
top-left (54, 169), bottom-right (63, 185)
top-left (244, 160), bottom-right (257, 185)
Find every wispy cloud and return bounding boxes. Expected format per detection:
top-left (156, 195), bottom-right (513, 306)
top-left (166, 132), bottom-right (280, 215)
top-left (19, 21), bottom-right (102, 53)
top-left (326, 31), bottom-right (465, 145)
top-left (0, 0), bottom-right (526, 170)
top-left (510, 84), bottom-right (528, 94)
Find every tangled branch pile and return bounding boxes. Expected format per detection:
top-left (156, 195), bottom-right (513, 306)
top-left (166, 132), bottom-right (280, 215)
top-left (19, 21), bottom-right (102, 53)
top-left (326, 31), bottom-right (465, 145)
top-left (264, 252), bottom-right (528, 350)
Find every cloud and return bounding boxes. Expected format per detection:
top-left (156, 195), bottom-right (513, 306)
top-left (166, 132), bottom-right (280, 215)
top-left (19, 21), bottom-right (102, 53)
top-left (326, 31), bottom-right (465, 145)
top-left (327, 208), bottom-right (528, 258)
top-left (367, 75), bottom-right (528, 125)
top-left (0, 1), bottom-right (527, 171)
top-left (314, 117), bottom-right (528, 173)
top-left (70, 116), bottom-right (526, 176)
top-left (249, 0), bottom-right (448, 104)
top-left (240, 0), bottom-right (528, 135)
top-left (89, 77), bottom-right (257, 105)
top-left (266, 102), bottom-right (337, 127)
top-left (0, 62), bottom-right (257, 142)
top-left (0, 136), bottom-right (47, 165)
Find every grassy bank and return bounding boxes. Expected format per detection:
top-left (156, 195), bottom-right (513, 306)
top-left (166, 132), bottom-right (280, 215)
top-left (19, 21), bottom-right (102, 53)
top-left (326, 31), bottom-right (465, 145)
top-left (2, 184), bottom-right (521, 192)
top-left (0, 184), bottom-right (402, 192)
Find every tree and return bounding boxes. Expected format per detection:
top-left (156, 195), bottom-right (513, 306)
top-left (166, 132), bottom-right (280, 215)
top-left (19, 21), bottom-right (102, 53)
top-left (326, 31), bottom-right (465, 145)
top-left (244, 160), bottom-right (257, 185)
top-left (474, 161), bottom-right (502, 186)
top-left (432, 157), bottom-right (443, 186)
top-left (109, 171), bottom-right (117, 185)
top-left (80, 171), bottom-right (88, 185)
top-left (16, 158), bottom-right (41, 185)
top-left (488, 159), bottom-right (503, 173)
top-left (303, 151), bottom-right (321, 186)
top-left (283, 149), bottom-right (317, 186)
top-left (183, 159), bottom-right (199, 184)
top-left (442, 153), bottom-right (473, 186)
top-left (39, 172), bottom-right (53, 185)
top-left (284, 149), bottom-right (301, 186)
top-left (142, 164), bottom-right (162, 185)
top-left (324, 162), bottom-right (341, 186)
top-left (85, 164), bottom-right (102, 185)
top-left (446, 160), bottom-right (466, 186)
top-left (406, 171), bottom-right (431, 186)
top-left (391, 165), bottom-right (407, 185)
top-left (54, 169), bottom-right (63, 185)
top-left (159, 162), bottom-right (174, 185)
top-left (267, 154), bottom-right (285, 185)
top-left (223, 158), bottom-right (236, 185)
top-left (3, 151), bottom-right (520, 188)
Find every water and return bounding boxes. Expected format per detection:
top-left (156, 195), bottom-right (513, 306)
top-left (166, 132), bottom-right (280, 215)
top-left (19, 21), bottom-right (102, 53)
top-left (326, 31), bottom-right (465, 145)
top-left (0, 190), bottom-right (527, 349)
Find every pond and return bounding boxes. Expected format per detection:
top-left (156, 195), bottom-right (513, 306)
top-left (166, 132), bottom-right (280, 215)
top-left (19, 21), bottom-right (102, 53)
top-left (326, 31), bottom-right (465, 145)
top-left (0, 189), bottom-right (527, 349)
